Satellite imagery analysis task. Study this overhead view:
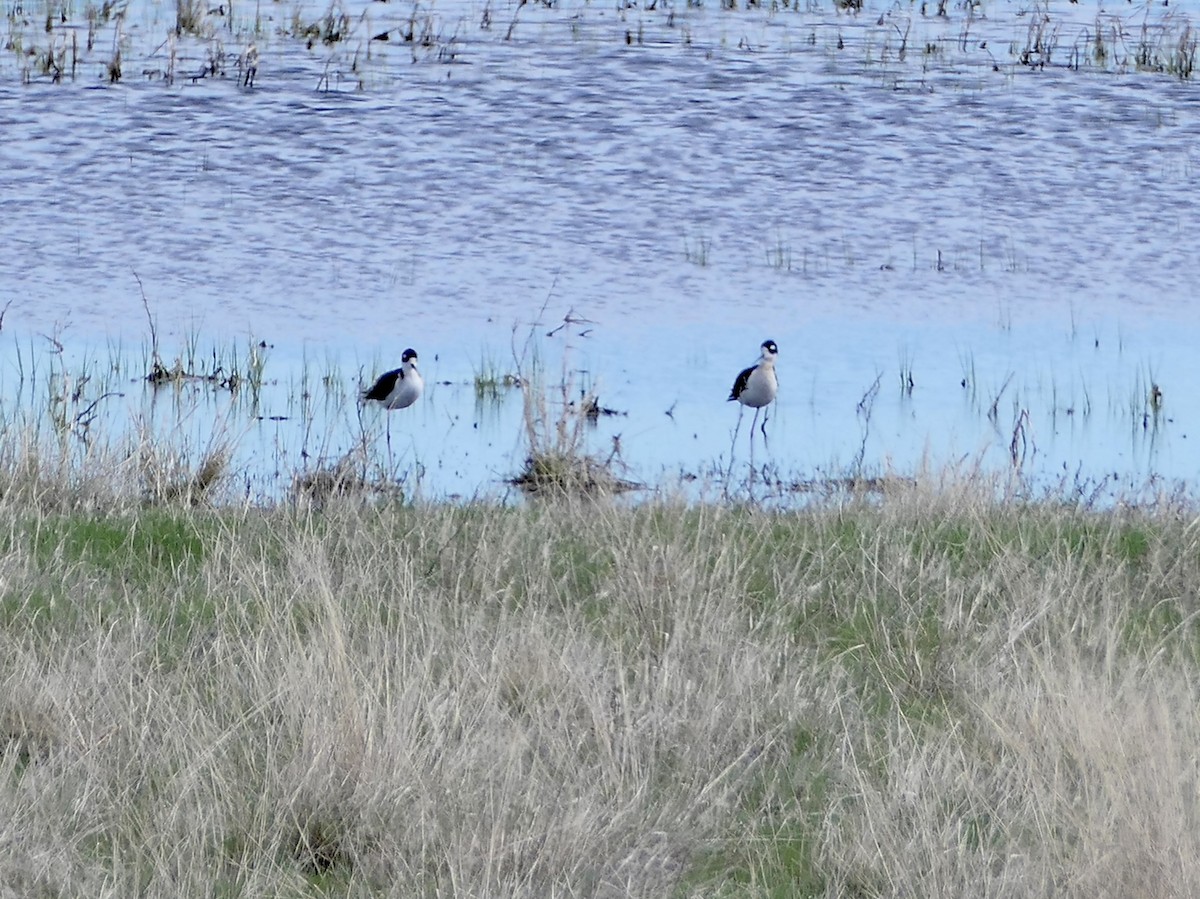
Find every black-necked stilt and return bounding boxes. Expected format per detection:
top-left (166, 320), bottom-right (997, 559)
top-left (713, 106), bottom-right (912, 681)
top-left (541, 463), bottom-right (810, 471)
top-left (729, 339), bottom-right (778, 442)
top-left (363, 348), bottom-right (424, 411)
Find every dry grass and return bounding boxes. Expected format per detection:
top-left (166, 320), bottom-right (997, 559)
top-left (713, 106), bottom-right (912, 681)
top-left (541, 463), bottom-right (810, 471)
top-left (509, 315), bottom-right (638, 497)
top-left (0, 457), bottom-right (1199, 895)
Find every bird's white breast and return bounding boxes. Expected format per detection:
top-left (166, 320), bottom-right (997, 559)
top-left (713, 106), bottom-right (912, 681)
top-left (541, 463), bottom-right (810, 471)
top-left (738, 364), bottom-right (777, 408)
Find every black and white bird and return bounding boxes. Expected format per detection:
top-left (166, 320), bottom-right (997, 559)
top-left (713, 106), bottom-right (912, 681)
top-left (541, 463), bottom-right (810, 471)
top-left (728, 339), bottom-right (778, 440)
top-left (362, 348), bottom-right (424, 410)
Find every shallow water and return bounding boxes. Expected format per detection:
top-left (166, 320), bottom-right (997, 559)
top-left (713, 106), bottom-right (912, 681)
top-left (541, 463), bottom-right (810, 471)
top-left (3, 0), bottom-right (1200, 501)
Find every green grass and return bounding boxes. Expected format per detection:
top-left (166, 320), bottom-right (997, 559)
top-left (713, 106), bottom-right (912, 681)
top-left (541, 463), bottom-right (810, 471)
top-left (472, 354), bottom-right (521, 402)
top-left (29, 510), bottom-right (207, 575)
top-left (3, 473), bottom-right (1200, 896)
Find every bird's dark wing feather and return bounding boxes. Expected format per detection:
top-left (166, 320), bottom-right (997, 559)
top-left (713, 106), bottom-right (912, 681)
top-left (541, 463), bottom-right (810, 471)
top-left (363, 368), bottom-right (402, 401)
top-left (729, 365), bottom-right (754, 401)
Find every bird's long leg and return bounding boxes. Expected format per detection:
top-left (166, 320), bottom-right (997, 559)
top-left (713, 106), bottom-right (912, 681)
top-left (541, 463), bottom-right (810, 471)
top-left (759, 404), bottom-right (770, 446)
top-left (731, 406), bottom-right (745, 458)
top-left (749, 408), bottom-right (759, 472)
top-left (385, 414), bottom-right (394, 474)
top-left (726, 406), bottom-right (746, 496)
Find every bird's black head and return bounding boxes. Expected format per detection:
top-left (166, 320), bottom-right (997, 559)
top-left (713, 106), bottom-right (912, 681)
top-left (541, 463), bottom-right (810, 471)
top-left (762, 340), bottom-right (778, 356)
top-left (402, 348), bottom-right (419, 363)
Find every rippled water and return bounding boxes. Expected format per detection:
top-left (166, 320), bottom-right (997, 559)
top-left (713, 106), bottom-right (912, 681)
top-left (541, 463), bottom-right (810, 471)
top-left (2, 0), bottom-right (1200, 500)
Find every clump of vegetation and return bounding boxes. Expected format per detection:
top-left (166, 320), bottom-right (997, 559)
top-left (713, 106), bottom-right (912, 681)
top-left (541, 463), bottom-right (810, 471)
top-left (472, 354), bottom-right (522, 401)
top-left (1134, 15), bottom-right (1197, 78)
top-left (136, 273), bottom-right (268, 397)
top-left (175, 0), bottom-right (208, 37)
top-left (1170, 24), bottom-right (1197, 78)
top-left (291, 448), bottom-right (406, 507)
top-left (508, 311), bottom-right (638, 496)
top-left (1017, 0), bottom-right (1057, 68)
top-left (291, 0), bottom-right (351, 47)
top-left (106, 43), bottom-right (121, 81)
top-left (510, 447), bottom-right (635, 495)
top-left (139, 436), bottom-right (232, 505)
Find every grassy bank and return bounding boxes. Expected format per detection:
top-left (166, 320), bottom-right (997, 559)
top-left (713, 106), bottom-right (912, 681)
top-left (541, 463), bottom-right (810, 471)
top-left (2, 474), bottom-right (1199, 897)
